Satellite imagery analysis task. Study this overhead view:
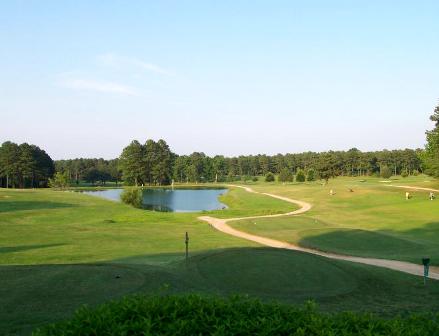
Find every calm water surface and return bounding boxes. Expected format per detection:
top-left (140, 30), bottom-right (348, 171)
top-left (79, 188), bottom-right (228, 212)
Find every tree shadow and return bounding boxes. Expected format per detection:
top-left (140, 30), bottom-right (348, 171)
top-left (298, 222), bottom-right (439, 264)
top-left (0, 201), bottom-right (77, 213)
top-left (0, 244), bottom-right (66, 254)
top-left (3, 247), bottom-right (439, 335)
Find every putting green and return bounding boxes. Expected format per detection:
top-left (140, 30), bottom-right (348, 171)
top-left (191, 248), bottom-right (357, 298)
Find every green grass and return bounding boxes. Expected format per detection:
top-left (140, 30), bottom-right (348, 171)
top-left (1, 187), bottom-right (286, 265)
top-left (1, 176), bottom-right (439, 335)
top-left (213, 186), bottom-right (298, 218)
top-left (230, 175), bottom-right (439, 264)
top-left (4, 248), bottom-right (439, 335)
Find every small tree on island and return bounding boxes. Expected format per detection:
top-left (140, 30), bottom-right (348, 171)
top-left (48, 172), bottom-right (70, 189)
top-left (265, 172), bottom-right (275, 182)
top-left (278, 168), bottom-right (293, 182)
top-left (120, 188), bottom-right (143, 208)
top-left (380, 166), bottom-right (392, 179)
top-left (296, 169), bottom-right (306, 182)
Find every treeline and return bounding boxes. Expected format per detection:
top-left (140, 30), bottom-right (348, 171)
top-left (55, 158), bottom-right (122, 185)
top-left (172, 148), bottom-right (422, 183)
top-left (0, 140), bottom-right (426, 188)
top-left (117, 139), bottom-right (423, 185)
top-left (0, 141), bottom-right (55, 188)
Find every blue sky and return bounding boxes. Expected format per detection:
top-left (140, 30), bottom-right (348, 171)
top-left (1, 1), bottom-right (438, 159)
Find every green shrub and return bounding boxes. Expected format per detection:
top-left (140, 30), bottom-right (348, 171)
top-left (34, 295), bottom-right (439, 336)
top-left (252, 176), bottom-right (259, 182)
top-left (242, 175), bottom-right (251, 182)
top-left (48, 172), bottom-right (70, 189)
top-left (307, 168), bottom-right (316, 181)
top-left (380, 166), bottom-right (392, 179)
top-left (120, 188), bottom-right (143, 208)
top-left (413, 169), bottom-right (420, 176)
top-left (296, 169), bottom-right (306, 182)
top-left (401, 170), bottom-right (409, 178)
top-left (278, 168), bottom-right (294, 182)
top-left (265, 172), bottom-right (275, 182)
top-left (226, 174), bottom-right (241, 182)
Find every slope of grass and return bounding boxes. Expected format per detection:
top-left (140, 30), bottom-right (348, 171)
top-left (2, 176), bottom-right (439, 335)
top-left (230, 175), bottom-right (439, 264)
top-left (4, 248), bottom-right (439, 335)
top-left (0, 187), bottom-right (290, 265)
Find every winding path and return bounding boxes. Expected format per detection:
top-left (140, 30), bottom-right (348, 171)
top-left (199, 185), bottom-right (439, 280)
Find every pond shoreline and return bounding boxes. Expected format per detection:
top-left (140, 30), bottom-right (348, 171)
top-left (75, 187), bottom-right (228, 213)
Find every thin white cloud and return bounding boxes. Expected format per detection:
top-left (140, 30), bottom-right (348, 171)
top-left (97, 53), bottom-right (173, 76)
top-left (60, 78), bottom-right (139, 96)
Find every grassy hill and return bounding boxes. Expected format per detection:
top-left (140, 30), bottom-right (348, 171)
top-left (231, 176), bottom-right (439, 264)
top-left (1, 176), bottom-right (439, 335)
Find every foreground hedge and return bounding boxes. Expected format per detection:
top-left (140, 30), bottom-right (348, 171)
top-left (34, 295), bottom-right (439, 335)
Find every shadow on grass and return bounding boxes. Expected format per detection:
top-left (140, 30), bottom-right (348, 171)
top-left (0, 244), bottom-right (66, 254)
top-left (2, 247), bottom-right (439, 335)
top-left (0, 201), bottom-right (77, 213)
top-left (298, 222), bottom-right (439, 263)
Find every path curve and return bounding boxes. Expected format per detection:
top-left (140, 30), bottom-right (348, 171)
top-left (199, 185), bottom-right (439, 280)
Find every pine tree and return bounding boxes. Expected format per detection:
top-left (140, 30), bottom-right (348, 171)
top-left (119, 140), bottom-right (144, 186)
top-left (278, 168), bottom-right (293, 182)
top-left (423, 103), bottom-right (439, 177)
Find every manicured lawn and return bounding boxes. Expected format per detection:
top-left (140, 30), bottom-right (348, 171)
top-left (3, 248), bottom-right (439, 335)
top-left (0, 187), bottom-right (284, 265)
top-left (230, 175), bottom-right (439, 264)
top-left (1, 176), bottom-right (439, 335)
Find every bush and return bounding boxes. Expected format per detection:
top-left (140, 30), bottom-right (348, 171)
top-left (296, 169), bottom-right (306, 182)
top-left (401, 170), bottom-right (409, 178)
top-left (307, 168), bottom-right (316, 181)
top-left (242, 175), bottom-right (251, 182)
top-left (380, 166), bottom-right (392, 179)
top-left (265, 172), bottom-right (275, 182)
top-left (48, 172), bottom-right (70, 189)
top-left (226, 174), bottom-right (241, 182)
top-left (413, 169), bottom-right (420, 176)
top-left (120, 188), bottom-right (143, 208)
top-left (278, 168), bottom-right (294, 182)
top-left (34, 295), bottom-right (439, 336)
top-left (252, 176), bottom-right (259, 182)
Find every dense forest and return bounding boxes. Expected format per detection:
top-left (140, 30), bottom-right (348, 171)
top-left (55, 158), bottom-right (122, 185)
top-left (0, 141), bottom-right (426, 188)
top-left (2, 102), bottom-right (439, 188)
top-left (117, 142), bottom-right (423, 185)
top-left (0, 141), bottom-right (54, 188)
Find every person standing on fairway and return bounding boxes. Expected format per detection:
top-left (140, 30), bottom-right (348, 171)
top-left (406, 192), bottom-right (410, 200)
top-left (430, 192), bottom-right (435, 201)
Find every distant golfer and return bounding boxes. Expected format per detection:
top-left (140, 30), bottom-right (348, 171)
top-left (330, 189), bottom-right (335, 196)
top-left (405, 192), bottom-right (410, 200)
top-left (430, 192), bottom-right (435, 201)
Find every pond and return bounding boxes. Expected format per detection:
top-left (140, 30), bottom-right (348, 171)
top-left (79, 188), bottom-right (228, 212)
